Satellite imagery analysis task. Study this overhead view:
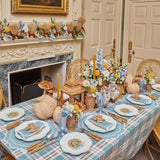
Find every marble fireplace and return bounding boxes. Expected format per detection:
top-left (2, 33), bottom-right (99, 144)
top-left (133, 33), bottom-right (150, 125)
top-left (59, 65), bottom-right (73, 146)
top-left (0, 37), bottom-right (82, 106)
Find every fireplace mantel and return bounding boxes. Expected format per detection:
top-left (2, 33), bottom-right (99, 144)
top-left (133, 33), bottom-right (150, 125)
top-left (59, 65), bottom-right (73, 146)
top-left (0, 37), bottom-right (83, 65)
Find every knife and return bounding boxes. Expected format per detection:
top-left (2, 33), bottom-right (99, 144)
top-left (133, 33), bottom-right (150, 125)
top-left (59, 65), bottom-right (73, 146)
top-left (105, 111), bottom-right (127, 123)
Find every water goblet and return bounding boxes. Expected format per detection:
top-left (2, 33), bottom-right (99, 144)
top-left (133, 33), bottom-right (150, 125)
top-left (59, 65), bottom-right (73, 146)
top-left (108, 84), bottom-right (117, 92)
top-left (97, 93), bottom-right (105, 114)
top-left (58, 113), bottom-right (67, 137)
top-left (110, 89), bottom-right (119, 103)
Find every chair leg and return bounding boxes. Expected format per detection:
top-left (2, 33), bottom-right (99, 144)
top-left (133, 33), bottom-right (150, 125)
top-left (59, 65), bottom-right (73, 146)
top-left (147, 147), bottom-right (155, 160)
top-left (144, 139), bottom-right (149, 156)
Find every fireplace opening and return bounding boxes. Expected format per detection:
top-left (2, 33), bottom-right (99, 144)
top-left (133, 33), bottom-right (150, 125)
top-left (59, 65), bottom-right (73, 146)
top-left (8, 62), bottom-right (66, 106)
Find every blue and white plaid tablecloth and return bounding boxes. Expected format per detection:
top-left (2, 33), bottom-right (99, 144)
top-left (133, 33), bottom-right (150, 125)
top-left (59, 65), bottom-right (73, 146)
top-left (0, 90), bottom-right (160, 160)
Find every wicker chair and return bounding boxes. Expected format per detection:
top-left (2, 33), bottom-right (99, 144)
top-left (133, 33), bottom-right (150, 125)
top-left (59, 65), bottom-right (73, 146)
top-left (1, 154), bottom-right (15, 160)
top-left (0, 84), bottom-right (7, 109)
top-left (136, 59), bottom-right (160, 160)
top-left (136, 59), bottom-right (160, 83)
top-left (66, 58), bottom-right (90, 80)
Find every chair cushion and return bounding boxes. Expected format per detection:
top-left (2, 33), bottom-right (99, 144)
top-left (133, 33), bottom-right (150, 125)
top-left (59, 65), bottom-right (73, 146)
top-left (153, 119), bottom-right (160, 146)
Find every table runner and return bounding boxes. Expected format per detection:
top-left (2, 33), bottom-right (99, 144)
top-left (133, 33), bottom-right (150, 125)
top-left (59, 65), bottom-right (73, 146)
top-left (0, 90), bottom-right (160, 160)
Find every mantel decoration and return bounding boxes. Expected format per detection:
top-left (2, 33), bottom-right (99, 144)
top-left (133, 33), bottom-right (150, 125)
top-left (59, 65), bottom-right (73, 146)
top-left (0, 16), bottom-right (86, 42)
top-left (11, 0), bottom-right (68, 15)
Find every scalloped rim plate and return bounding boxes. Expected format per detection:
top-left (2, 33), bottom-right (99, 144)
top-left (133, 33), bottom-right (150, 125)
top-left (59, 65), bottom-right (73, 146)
top-left (114, 104), bottom-right (139, 117)
top-left (152, 84), bottom-right (160, 92)
top-left (127, 94), bottom-right (152, 105)
top-left (15, 120), bottom-right (50, 141)
top-left (85, 114), bottom-right (117, 133)
top-left (60, 132), bottom-right (92, 155)
top-left (0, 107), bottom-right (25, 121)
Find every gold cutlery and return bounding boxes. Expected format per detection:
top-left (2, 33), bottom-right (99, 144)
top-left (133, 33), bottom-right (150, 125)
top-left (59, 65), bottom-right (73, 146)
top-left (80, 128), bottom-right (102, 142)
top-left (27, 134), bottom-right (55, 151)
top-left (30, 140), bottom-right (57, 154)
top-left (113, 117), bottom-right (123, 124)
top-left (92, 122), bottom-right (105, 130)
top-left (132, 105), bottom-right (145, 110)
top-left (105, 111), bottom-right (127, 123)
top-left (144, 94), bottom-right (158, 100)
top-left (6, 115), bottom-right (33, 130)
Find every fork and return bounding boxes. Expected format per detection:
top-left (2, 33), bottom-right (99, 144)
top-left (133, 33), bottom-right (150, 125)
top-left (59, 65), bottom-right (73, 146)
top-left (6, 115), bottom-right (33, 130)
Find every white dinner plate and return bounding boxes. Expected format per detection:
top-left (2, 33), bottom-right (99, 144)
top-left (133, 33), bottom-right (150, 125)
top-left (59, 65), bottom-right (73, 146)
top-left (114, 104), bottom-right (139, 117)
top-left (85, 114), bottom-right (116, 133)
top-left (15, 120), bottom-right (50, 141)
top-left (0, 107), bottom-right (25, 121)
top-left (152, 84), bottom-right (160, 92)
top-left (60, 132), bottom-right (92, 155)
top-left (127, 94), bottom-right (152, 105)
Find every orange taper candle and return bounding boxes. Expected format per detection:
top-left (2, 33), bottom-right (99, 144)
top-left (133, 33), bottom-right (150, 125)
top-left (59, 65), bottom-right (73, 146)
top-left (110, 50), bottom-right (113, 59)
top-left (57, 73), bottom-right (60, 100)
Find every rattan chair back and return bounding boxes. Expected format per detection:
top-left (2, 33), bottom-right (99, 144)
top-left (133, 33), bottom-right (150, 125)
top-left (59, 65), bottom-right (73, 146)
top-left (66, 59), bottom-right (90, 80)
top-left (136, 59), bottom-right (160, 83)
top-left (0, 84), bottom-right (7, 109)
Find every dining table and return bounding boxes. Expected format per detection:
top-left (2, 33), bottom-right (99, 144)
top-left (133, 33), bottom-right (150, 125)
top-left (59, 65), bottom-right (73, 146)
top-left (0, 89), bottom-right (160, 160)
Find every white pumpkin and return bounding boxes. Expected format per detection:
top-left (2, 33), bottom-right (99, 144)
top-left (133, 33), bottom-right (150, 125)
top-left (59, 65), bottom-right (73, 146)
top-left (33, 102), bottom-right (54, 120)
top-left (53, 106), bottom-right (61, 124)
top-left (126, 83), bottom-right (140, 94)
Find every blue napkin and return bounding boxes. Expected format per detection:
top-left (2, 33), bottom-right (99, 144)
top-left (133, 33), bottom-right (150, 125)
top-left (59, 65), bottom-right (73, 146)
top-left (17, 121), bottom-right (45, 139)
top-left (130, 96), bottom-right (149, 104)
top-left (88, 116), bottom-right (113, 131)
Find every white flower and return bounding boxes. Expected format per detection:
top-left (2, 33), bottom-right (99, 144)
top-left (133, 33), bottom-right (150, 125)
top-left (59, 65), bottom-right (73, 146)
top-left (3, 36), bottom-right (8, 41)
top-left (102, 70), bottom-right (110, 77)
top-left (35, 31), bottom-right (39, 37)
top-left (63, 25), bottom-right (67, 31)
top-left (150, 79), bottom-right (155, 84)
top-left (98, 78), bottom-right (102, 86)
top-left (83, 80), bottom-right (90, 87)
top-left (67, 104), bottom-right (74, 112)
top-left (22, 25), bottom-right (28, 33)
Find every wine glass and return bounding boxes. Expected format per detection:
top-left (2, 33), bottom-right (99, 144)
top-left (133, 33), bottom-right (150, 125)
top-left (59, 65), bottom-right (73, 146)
top-left (96, 93), bottom-right (104, 114)
top-left (58, 113), bottom-right (67, 137)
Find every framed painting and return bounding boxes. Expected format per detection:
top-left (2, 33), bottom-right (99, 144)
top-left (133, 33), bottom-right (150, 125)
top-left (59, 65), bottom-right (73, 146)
top-left (11, 0), bottom-right (68, 15)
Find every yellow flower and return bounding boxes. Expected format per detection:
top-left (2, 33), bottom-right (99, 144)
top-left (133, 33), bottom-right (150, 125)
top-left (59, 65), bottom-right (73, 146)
top-left (95, 70), bottom-right (100, 76)
top-left (114, 73), bottom-right (119, 78)
top-left (39, 24), bottom-right (43, 29)
top-left (90, 86), bottom-right (96, 93)
top-left (74, 104), bottom-right (79, 113)
top-left (50, 22), bottom-right (55, 27)
top-left (108, 67), bottom-right (113, 72)
top-left (5, 26), bottom-right (10, 33)
top-left (103, 62), bottom-right (108, 68)
top-left (148, 73), bottom-right (153, 79)
top-left (73, 23), bottom-right (76, 27)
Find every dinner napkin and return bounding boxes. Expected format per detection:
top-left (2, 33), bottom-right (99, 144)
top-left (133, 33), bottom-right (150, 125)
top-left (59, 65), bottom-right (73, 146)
top-left (88, 117), bottom-right (113, 131)
top-left (17, 121), bottom-right (45, 140)
top-left (130, 96), bottom-right (149, 104)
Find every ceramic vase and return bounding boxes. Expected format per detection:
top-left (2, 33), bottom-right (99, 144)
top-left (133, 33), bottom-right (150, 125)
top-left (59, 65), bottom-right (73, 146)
top-left (67, 116), bottom-right (77, 131)
top-left (146, 83), bottom-right (152, 93)
top-left (85, 93), bottom-right (96, 112)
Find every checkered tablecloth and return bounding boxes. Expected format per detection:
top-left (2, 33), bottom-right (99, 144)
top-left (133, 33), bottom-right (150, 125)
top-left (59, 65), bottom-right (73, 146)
top-left (0, 90), bottom-right (160, 160)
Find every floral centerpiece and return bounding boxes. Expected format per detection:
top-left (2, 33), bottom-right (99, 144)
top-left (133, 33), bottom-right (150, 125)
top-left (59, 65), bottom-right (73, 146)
top-left (144, 72), bottom-right (156, 93)
top-left (62, 102), bottom-right (83, 131)
top-left (79, 48), bottom-right (127, 86)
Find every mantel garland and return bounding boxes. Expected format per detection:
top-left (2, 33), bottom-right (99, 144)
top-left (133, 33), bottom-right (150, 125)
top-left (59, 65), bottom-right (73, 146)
top-left (0, 17), bottom-right (86, 42)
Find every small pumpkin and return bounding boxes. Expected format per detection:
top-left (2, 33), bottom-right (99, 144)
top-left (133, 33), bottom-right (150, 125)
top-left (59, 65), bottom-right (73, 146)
top-left (53, 106), bottom-right (61, 124)
top-left (126, 83), bottom-right (140, 94)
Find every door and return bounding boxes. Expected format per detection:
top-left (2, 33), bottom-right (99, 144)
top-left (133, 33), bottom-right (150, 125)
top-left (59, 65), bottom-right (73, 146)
top-left (123, 0), bottom-right (160, 76)
top-left (83, 0), bottom-right (123, 60)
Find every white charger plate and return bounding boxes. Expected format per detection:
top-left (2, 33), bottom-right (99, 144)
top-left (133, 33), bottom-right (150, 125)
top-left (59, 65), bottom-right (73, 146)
top-left (15, 120), bottom-right (50, 141)
top-left (60, 132), bottom-right (92, 155)
top-left (114, 104), bottom-right (139, 117)
top-left (127, 94), bottom-right (152, 105)
top-left (0, 107), bottom-right (25, 121)
top-left (85, 114), bottom-right (116, 133)
top-left (152, 84), bottom-right (160, 92)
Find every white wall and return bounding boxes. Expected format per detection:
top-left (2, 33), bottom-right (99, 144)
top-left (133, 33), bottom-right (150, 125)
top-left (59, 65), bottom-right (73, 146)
top-left (0, 0), bottom-right (82, 23)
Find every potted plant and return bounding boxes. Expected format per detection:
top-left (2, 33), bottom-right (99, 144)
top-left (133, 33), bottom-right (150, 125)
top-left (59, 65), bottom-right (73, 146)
top-left (144, 72), bottom-right (155, 93)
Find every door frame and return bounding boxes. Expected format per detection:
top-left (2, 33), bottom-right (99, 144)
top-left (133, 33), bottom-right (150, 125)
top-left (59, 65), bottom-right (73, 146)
top-left (122, 0), bottom-right (160, 64)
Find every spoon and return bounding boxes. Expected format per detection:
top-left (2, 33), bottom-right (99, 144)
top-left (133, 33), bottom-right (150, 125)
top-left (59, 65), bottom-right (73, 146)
top-left (27, 134), bottom-right (53, 151)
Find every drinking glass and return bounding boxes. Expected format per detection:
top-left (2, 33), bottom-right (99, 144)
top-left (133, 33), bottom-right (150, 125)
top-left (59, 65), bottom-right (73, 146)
top-left (97, 93), bottom-right (104, 114)
top-left (58, 113), bottom-right (67, 137)
top-left (110, 90), bottom-right (119, 103)
top-left (108, 84), bottom-right (117, 92)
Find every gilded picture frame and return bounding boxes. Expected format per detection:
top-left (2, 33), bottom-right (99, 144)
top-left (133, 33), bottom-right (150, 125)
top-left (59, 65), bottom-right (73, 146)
top-left (11, 0), bottom-right (68, 15)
